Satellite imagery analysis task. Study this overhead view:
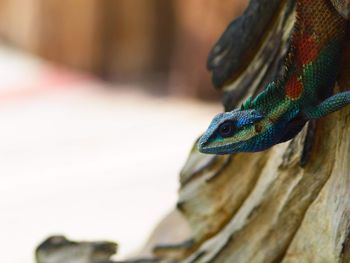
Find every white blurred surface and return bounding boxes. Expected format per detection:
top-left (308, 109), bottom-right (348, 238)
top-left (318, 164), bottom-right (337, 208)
top-left (0, 46), bottom-right (220, 262)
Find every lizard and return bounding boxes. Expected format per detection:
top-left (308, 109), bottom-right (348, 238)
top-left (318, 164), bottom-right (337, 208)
top-left (198, 0), bottom-right (350, 155)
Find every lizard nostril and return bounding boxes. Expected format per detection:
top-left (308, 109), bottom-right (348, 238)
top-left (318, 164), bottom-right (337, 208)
top-left (198, 136), bottom-right (209, 150)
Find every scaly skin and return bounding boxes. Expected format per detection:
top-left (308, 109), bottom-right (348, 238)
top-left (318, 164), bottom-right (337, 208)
top-left (198, 0), bottom-right (350, 155)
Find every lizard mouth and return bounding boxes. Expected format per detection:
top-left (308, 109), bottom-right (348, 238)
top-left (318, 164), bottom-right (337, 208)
top-left (198, 140), bottom-right (242, 155)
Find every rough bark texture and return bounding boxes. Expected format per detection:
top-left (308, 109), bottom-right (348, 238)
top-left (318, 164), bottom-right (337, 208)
top-left (331, 0), bottom-right (350, 18)
top-left (140, 1), bottom-right (350, 263)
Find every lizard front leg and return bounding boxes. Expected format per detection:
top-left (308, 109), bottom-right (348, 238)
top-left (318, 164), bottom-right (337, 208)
top-left (330, 0), bottom-right (350, 19)
top-left (303, 91), bottom-right (350, 119)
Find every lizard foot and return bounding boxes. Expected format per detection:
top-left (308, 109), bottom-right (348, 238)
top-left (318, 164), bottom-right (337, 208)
top-left (303, 91), bottom-right (350, 119)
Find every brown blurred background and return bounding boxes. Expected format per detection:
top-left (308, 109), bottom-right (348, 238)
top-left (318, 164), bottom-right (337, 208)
top-left (0, 0), bottom-right (247, 99)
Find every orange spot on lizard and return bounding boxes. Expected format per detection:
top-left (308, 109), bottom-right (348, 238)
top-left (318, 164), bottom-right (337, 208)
top-left (285, 75), bottom-right (304, 100)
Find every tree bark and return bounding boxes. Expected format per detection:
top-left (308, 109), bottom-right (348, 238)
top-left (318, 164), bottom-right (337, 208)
top-left (140, 1), bottom-right (350, 262)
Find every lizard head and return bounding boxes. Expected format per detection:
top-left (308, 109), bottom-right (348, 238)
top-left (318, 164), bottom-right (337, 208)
top-left (198, 109), bottom-right (264, 154)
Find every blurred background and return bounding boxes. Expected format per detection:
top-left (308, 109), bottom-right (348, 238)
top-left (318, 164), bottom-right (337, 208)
top-left (0, 0), bottom-right (247, 262)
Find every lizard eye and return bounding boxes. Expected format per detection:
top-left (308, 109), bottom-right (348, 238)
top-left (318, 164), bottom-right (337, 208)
top-left (218, 121), bottom-right (235, 137)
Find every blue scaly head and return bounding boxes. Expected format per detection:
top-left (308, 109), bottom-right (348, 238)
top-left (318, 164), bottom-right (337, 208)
top-left (198, 105), bottom-right (308, 155)
top-left (198, 109), bottom-right (268, 154)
